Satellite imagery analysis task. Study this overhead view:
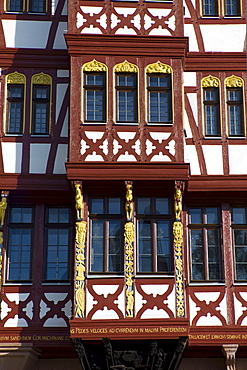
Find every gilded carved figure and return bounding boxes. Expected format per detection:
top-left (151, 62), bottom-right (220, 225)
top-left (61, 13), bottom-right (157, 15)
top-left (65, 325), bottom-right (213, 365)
top-left (75, 184), bottom-right (83, 221)
top-left (0, 197), bottom-right (7, 226)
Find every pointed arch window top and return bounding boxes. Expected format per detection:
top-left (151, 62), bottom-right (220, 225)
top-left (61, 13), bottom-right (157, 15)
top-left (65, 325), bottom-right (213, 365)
top-left (225, 75), bottom-right (243, 88)
top-left (7, 72), bottom-right (26, 84)
top-left (83, 60), bottom-right (107, 72)
top-left (201, 75), bottom-right (220, 88)
top-left (114, 60), bottom-right (138, 73)
top-left (146, 61), bottom-right (172, 74)
top-left (32, 73), bottom-right (52, 85)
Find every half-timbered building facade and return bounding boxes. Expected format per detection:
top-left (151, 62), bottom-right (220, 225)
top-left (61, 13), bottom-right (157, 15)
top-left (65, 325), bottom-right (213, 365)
top-left (0, 0), bottom-right (246, 369)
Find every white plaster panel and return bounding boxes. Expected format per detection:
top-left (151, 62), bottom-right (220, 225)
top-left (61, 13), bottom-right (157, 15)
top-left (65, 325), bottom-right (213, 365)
top-left (184, 72), bottom-right (197, 87)
top-left (6, 293), bottom-right (30, 304)
top-left (202, 145), bottom-right (223, 175)
top-left (92, 285), bottom-right (119, 298)
top-left (53, 144), bottom-right (67, 174)
top-left (194, 292), bottom-right (220, 304)
top-left (149, 132), bottom-right (171, 142)
top-left (184, 145), bottom-right (201, 175)
top-left (44, 292), bottom-right (68, 304)
top-left (234, 293), bottom-right (245, 323)
top-left (115, 27), bottom-right (137, 35)
top-left (141, 307), bottom-right (169, 319)
top-left (2, 20), bottom-right (51, 48)
top-left (132, 14), bottom-right (141, 30)
top-left (52, 0), bottom-right (67, 16)
top-left (201, 24), bottom-right (246, 52)
top-left (150, 153), bottom-right (171, 161)
top-left (166, 139), bottom-right (175, 156)
top-left (85, 131), bottom-right (104, 142)
top-left (148, 8), bottom-right (171, 18)
top-left (132, 139), bottom-right (141, 155)
top-left (187, 93), bottom-right (198, 125)
top-left (229, 145), bottom-right (247, 174)
top-left (165, 285), bottom-right (176, 316)
top-left (53, 22), bottom-right (67, 49)
top-left (0, 301), bottom-right (11, 320)
top-left (241, 316), bottom-right (247, 325)
top-left (56, 84), bottom-right (68, 122)
top-left (98, 14), bottom-right (107, 29)
top-left (149, 27), bottom-right (171, 36)
top-left (118, 152), bottom-right (136, 161)
top-left (40, 300), bottom-right (51, 319)
top-left (85, 152), bottom-right (104, 161)
top-left (77, 13), bottom-right (86, 29)
top-left (113, 139), bottom-right (122, 155)
top-left (43, 315), bottom-right (67, 327)
top-left (81, 25), bottom-right (102, 34)
top-left (61, 300), bottom-right (72, 318)
top-left (189, 296), bottom-right (199, 324)
top-left (115, 7), bottom-right (136, 16)
top-left (135, 289), bottom-right (147, 316)
top-left (22, 301), bottom-right (33, 320)
top-left (30, 144), bottom-right (50, 174)
top-left (99, 139), bottom-right (108, 155)
top-left (218, 295), bottom-right (227, 323)
top-left (81, 139), bottom-right (90, 154)
top-left (86, 290), bottom-right (98, 316)
top-left (81, 6), bottom-right (102, 16)
top-left (2, 142), bottom-right (22, 173)
top-left (117, 132), bottom-right (136, 142)
top-left (111, 14), bottom-right (120, 28)
top-left (113, 288), bottom-right (125, 316)
top-left (184, 24), bottom-right (199, 52)
top-left (57, 70), bottom-right (69, 78)
top-left (144, 15), bottom-right (154, 30)
top-left (184, 2), bottom-right (191, 18)
top-left (62, 0), bottom-right (67, 16)
top-left (196, 313), bottom-right (222, 326)
top-left (140, 284), bottom-right (169, 297)
top-left (60, 110), bottom-right (68, 137)
top-left (146, 140), bottom-right (156, 155)
top-left (4, 315), bottom-right (28, 327)
top-left (184, 111), bottom-right (192, 138)
top-left (91, 307), bottom-right (119, 320)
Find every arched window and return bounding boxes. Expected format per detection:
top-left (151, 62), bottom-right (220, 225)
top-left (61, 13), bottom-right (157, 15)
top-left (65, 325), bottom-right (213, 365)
top-left (202, 75), bottom-right (221, 137)
top-left (6, 72), bottom-right (26, 134)
top-left (225, 75), bottom-right (244, 136)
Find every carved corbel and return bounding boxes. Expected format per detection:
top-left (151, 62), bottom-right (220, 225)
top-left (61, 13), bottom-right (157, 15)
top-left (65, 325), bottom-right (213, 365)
top-left (124, 181), bottom-right (135, 318)
top-left (222, 344), bottom-right (238, 370)
top-left (0, 191), bottom-right (9, 305)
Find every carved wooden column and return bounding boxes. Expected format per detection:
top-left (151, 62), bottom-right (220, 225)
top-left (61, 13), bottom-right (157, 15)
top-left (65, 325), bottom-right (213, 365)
top-left (124, 181), bottom-right (135, 318)
top-left (173, 181), bottom-right (185, 317)
top-left (74, 182), bottom-right (87, 318)
top-left (222, 344), bottom-right (238, 370)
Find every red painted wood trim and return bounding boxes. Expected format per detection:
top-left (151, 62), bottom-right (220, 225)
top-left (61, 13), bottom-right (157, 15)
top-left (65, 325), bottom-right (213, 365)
top-left (184, 0), bottom-right (205, 52)
top-left (188, 175), bottom-right (247, 191)
top-left (65, 34), bottom-right (189, 58)
top-left (66, 162), bottom-right (190, 180)
top-left (46, 0), bottom-right (67, 49)
top-left (185, 52), bottom-right (246, 71)
top-left (0, 174), bottom-right (70, 190)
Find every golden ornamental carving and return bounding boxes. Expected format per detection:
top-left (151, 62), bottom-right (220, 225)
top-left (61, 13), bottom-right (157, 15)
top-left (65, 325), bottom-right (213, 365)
top-left (83, 59), bottom-right (107, 72)
top-left (114, 60), bottom-right (138, 73)
top-left (201, 75), bottom-right (220, 88)
top-left (0, 197), bottom-right (7, 227)
top-left (125, 221), bottom-right (135, 318)
top-left (146, 61), bottom-right (172, 74)
top-left (75, 184), bottom-right (83, 221)
top-left (75, 220), bottom-right (87, 318)
top-left (125, 184), bottom-right (133, 222)
top-left (32, 72), bottom-right (52, 85)
top-left (174, 189), bottom-right (182, 221)
top-left (7, 72), bottom-right (26, 84)
top-left (0, 192), bottom-right (9, 293)
top-left (173, 220), bottom-right (184, 317)
top-left (225, 75), bottom-right (243, 88)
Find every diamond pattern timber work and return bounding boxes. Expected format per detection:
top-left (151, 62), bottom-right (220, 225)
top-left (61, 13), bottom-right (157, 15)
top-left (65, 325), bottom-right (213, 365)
top-left (76, 0), bottom-right (176, 36)
top-left (80, 128), bottom-right (176, 162)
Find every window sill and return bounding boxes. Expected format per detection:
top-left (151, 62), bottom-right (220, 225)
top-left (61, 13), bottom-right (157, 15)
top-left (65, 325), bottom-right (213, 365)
top-left (5, 134), bottom-right (23, 137)
top-left (189, 282), bottom-right (225, 286)
top-left (135, 274), bottom-right (174, 278)
top-left (42, 282), bottom-right (72, 285)
top-left (203, 136), bottom-right (221, 140)
top-left (228, 136), bottom-right (245, 140)
top-left (87, 274), bottom-right (124, 278)
top-left (3, 282), bottom-right (32, 286)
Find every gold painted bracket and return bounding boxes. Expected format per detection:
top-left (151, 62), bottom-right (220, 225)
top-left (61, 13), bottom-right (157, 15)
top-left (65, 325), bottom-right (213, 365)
top-left (173, 181), bottom-right (185, 317)
top-left (0, 191), bottom-right (9, 303)
top-left (124, 181), bottom-right (135, 318)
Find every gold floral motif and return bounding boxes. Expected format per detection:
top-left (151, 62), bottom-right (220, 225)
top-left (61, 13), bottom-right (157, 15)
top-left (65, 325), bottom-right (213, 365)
top-left (114, 60), bottom-right (138, 73)
top-left (124, 221), bottom-right (135, 317)
top-left (125, 184), bottom-right (133, 221)
top-left (32, 72), bottom-right (52, 85)
top-left (0, 197), bottom-right (7, 226)
top-left (146, 61), bottom-right (172, 74)
top-left (0, 193), bottom-right (8, 293)
top-left (75, 220), bottom-right (87, 318)
top-left (173, 221), bottom-right (184, 317)
top-left (7, 72), bottom-right (26, 84)
top-left (174, 189), bottom-right (182, 221)
top-left (225, 75), bottom-right (243, 88)
top-left (83, 59), bottom-right (107, 72)
top-left (201, 75), bottom-right (220, 88)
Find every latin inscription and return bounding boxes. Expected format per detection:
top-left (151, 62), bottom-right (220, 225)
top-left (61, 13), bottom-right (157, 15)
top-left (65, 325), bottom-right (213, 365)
top-left (70, 326), bottom-right (188, 335)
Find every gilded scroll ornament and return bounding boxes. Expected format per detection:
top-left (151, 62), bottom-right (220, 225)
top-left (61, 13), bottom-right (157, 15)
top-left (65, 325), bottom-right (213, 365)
top-left (7, 72), bottom-right (26, 84)
top-left (114, 60), bottom-right (138, 73)
top-left (83, 59), bottom-right (107, 72)
top-left (0, 197), bottom-right (7, 226)
top-left (146, 61), bottom-right (172, 74)
top-left (75, 221), bottom-right (87, 318)
top-left (173, 182), bottom-right (185, 317)
top-left (225, 75), bottom-right (243, 88)
top-left (124, 182), bottom-right (135, 318)
top-left (32, 72), bottom-right (52, 85)
top-left (201, 75), bottom-right (220, 88)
